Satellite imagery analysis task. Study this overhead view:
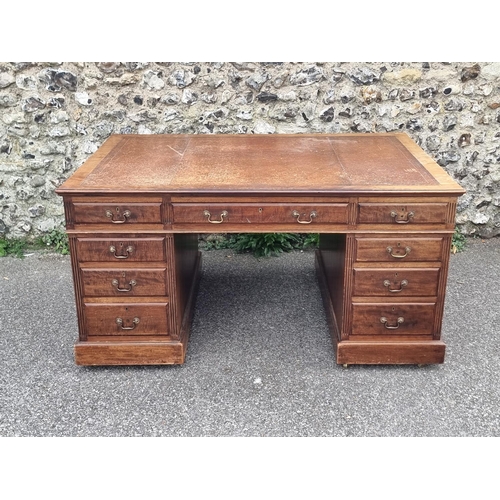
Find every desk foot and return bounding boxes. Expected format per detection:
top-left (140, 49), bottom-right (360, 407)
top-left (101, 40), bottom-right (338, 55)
top-left (75, 341), bottom-right (187, 365)
top-left (336, 340), bottom-right (446, 365)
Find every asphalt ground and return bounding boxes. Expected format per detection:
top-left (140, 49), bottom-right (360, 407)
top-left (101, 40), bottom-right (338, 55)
top-left (0, 237), bottom-right (499, 438)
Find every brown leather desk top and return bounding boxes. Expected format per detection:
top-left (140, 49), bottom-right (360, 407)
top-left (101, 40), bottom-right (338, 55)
top-left (56, 133), bottom-right (465, 196)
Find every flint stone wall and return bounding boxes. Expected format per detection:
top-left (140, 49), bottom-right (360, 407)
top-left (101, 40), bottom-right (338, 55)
top-left (1, 62), bottom-right (499, 239)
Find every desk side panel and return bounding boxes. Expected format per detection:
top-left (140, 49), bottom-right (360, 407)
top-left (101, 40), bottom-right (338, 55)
top-left (174, 233), bottom-right (200, 330)
top-left (318, 234), bottom-right (348, 342)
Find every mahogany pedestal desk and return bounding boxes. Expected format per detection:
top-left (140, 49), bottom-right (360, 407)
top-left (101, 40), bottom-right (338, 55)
top-left (56, 133), bottom-right (465, 366)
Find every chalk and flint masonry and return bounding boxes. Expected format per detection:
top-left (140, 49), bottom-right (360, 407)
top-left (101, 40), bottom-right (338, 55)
top-left (0, 62), bottom-right (499, 239)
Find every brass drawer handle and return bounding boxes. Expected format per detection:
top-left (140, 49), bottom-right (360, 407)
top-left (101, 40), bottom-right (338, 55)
top-left (383, 279), bottom-right (408, 293)
top-left (116, 317), bottom-right (140, 330)
top-left (106, 208), bottom-right (131, 223)
top-left (380, 316), bottom-right (404, 329)
top-left (112, 278), bottom-right (137, 292)
top-left (292, 210), bottom-right (317, 224)
top-left (390, 210), bottom-right (414, 224)
top-left (387, 246), bottom-right (411, 259)
top-left (109, 244), bottom-right (134, 259)
top-left (203, 210), bottom-right (228, 224)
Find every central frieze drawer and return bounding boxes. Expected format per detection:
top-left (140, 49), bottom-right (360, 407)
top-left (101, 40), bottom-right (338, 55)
top-left (81, 267), bottom-right (167, 297)
top-left (351, 303), bottom-right (436, 336)
top-left (172, 203), bottom-right (349, 225)
top-left (353, 268), bottom-right (440, 296)
top-left (73, 202), bottom-right (162, 224)
top-left (76, 237), bottom-right (166, 262)
top-left (355, 237), bottom-right (444, 262)
top-left (84, 303), bottom-right (170, 336)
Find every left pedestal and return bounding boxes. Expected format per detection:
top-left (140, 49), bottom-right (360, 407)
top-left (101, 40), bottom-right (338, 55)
top-left (68, 229), bottom-right (201, 366)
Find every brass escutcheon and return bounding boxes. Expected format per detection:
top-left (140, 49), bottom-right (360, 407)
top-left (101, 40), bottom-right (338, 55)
top-left (106, 208), bottom-right (131, 224)
top-left (203, 210), bottom-right (228, 224)
top-left (292, 210), bottom-right (317, 224)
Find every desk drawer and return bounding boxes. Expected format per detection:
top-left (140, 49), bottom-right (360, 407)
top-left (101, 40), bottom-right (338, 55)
top-left (81, 267), bottom-right (167, 297)
top-left (172, 203), bottom-right (348, 226)
top-left (358, 203), bottom-right (448, 225)
top-left (84, 303), bottom-right (170, 337)
top-left (351, 303), bottom-right (436, 336)
top-left (73, 201), bottom-right (162, 224)
top-left (76, 237), bottom-right (165, 262)
top-left (353, 268), bottom-right (440, 297)
top-left (355, 237), bottom-right (444, 262)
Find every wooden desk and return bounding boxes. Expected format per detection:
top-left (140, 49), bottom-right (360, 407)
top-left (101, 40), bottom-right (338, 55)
top-left (56, 133), bottom-right (465, 366)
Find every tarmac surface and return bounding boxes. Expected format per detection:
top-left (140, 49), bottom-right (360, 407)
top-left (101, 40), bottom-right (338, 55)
top-left (0, 237), bottom-right (499, 437)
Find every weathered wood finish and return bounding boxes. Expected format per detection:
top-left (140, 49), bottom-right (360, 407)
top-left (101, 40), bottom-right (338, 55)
top-left (56, 133), bottom-right (465, 366)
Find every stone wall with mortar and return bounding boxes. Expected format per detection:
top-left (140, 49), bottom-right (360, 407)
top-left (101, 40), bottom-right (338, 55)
top-left (1, 62), bottom-right (499, 239)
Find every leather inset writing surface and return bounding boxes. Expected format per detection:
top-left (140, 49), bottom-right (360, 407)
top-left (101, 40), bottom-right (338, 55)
top-left (171, 134), bottom-right (348, 191)
top-left (76, 134), bottom-right (438, 192)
